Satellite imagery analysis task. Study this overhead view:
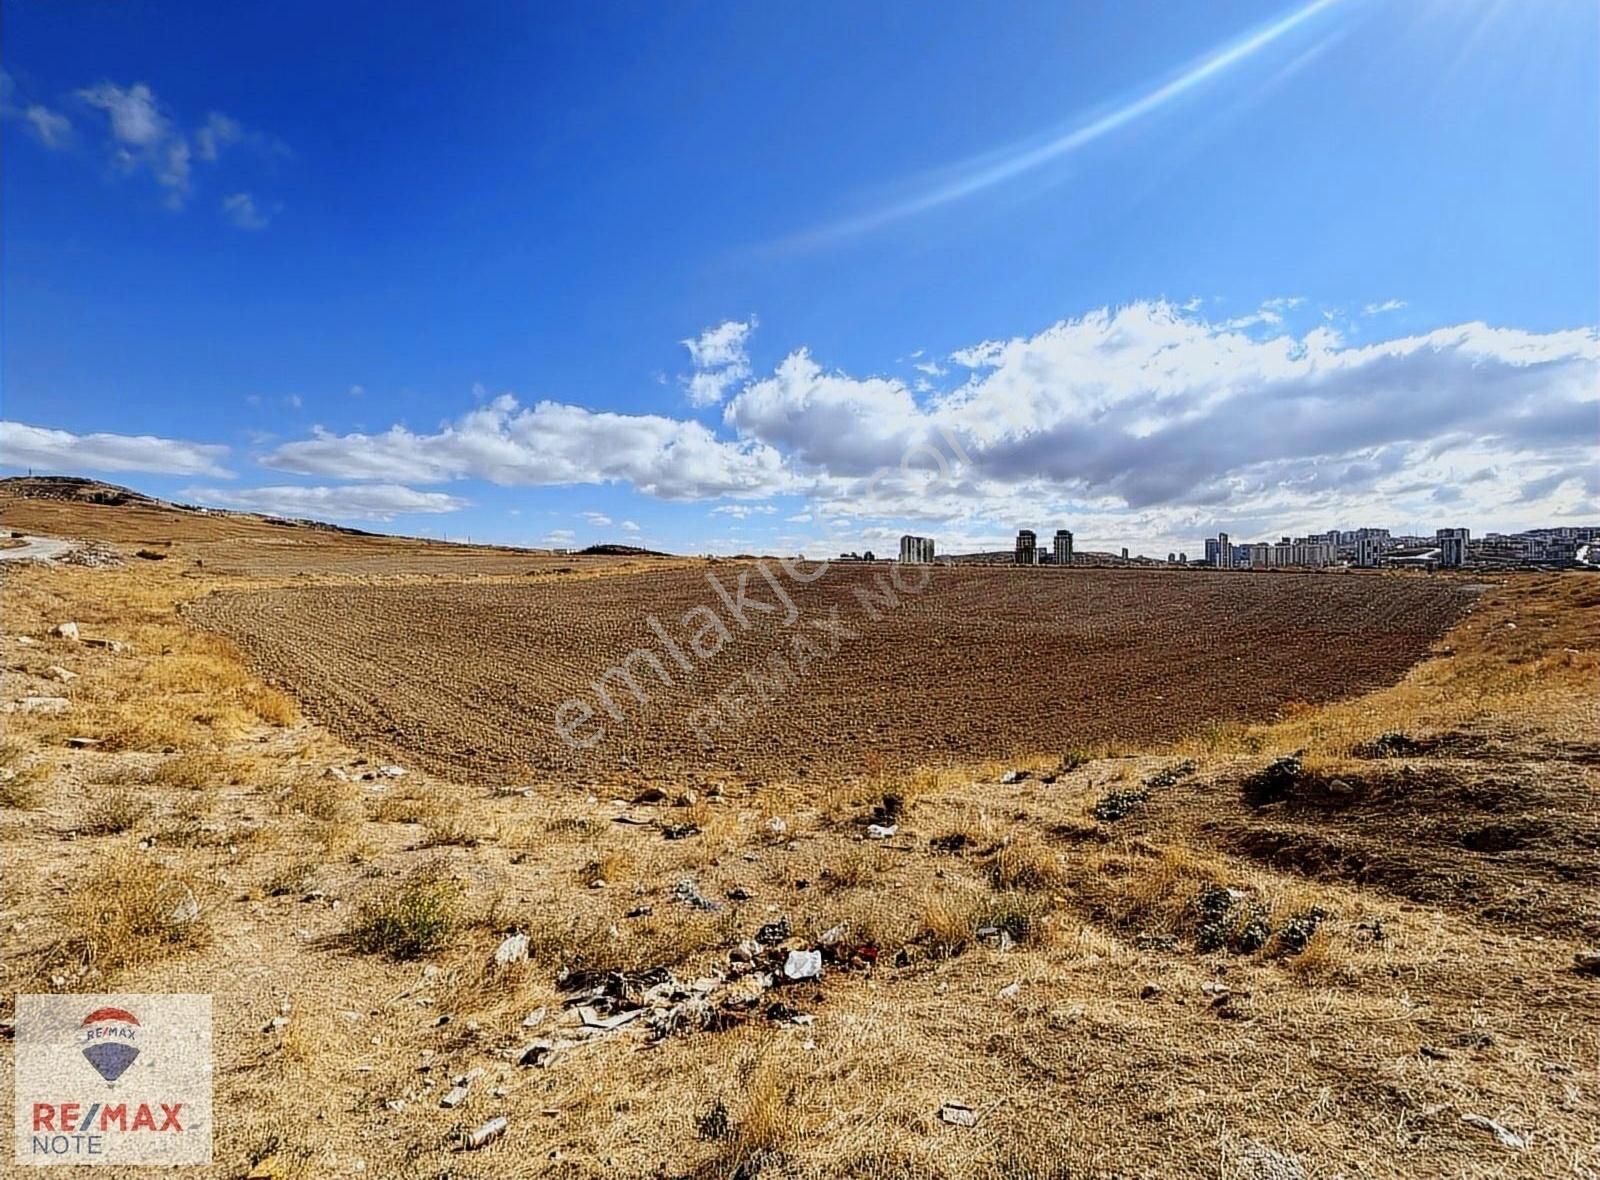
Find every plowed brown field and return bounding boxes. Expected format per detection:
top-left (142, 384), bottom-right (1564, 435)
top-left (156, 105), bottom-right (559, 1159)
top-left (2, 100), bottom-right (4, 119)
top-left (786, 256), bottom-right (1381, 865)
top-left (188, 565), bottom-right (1476, 784)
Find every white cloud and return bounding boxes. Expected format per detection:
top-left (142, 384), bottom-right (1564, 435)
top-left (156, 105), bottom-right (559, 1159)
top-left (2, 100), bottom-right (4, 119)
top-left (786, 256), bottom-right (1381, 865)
top-left (0, 420), bottom-right (232, 478)
top-left (184, 483), bottom-right (467, 522)
top-left (251, 301), bottom-right (1598, 549)
top-left (194, 112), bottom-right (240, 160)
top-left (581, 510), bottom-right (612, 527)
top-left (913, 360), bottom-right (946, 376)
top-left (682, 318), bottom-right (756, 407)
top-left (70, 80), bottom-right (278, 213)
top-left (264, 394), bottom-right (792, 500)
top-left (720, 301), bottom-right (1600, 542)
top-left (544, 528), bottom-right (576, 545)
top-left (221, 192), bottom-right (274, 230)
top-left (620, 520), bottom-right (641, 532)
top-left (25, 105), bottom-right (71, 148)
top-left (0, 69), bottom-right (73, 148)
top-left (1364, 299), bottom-right (1407, 315)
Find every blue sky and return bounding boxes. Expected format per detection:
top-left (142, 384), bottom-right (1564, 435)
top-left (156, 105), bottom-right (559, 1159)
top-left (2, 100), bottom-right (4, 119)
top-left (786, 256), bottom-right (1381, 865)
top-left (2, 0), bottom-right (1596, 556)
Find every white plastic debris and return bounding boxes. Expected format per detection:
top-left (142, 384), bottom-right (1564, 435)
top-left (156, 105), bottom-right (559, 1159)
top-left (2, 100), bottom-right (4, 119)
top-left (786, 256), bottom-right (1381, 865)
top-left (1460, 1114), bottom-right (1526, 1150)
top-left (379, 764), bottom-right (406, 778)
top-left (782, 949), bottom-right (823, 982)
top-left (939, 1102), bottom-right (978, 1127)
top-left (865, 823), bottom-right (897, 840)
top-left (766, 816), bottom-right (788, 835)
top-left (462, 1116), bottom-right (507, 1150)
top-left (996, 982), bottom-right (1020, 1000)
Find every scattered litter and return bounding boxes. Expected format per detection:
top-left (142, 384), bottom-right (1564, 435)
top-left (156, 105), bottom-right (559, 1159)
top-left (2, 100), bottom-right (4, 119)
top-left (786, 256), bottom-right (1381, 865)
top-left (661, 823), bottom-right (701, 840)
top-left (440, 1084), bottom-right (470, 1109)
top-left (378, 764), bottom-right (407, 778)
top-left (461, 1116), bottom-right (508, 1151)
top-left (65, 736), bottom-right (101, 749)
top-left (998, 770), bottom-right (1028, 784)
top-left (782, 949), bottom-right (822, 982)
top-left (996, 981), bottom-right (1020, 1000)
top-left (1460, 1113), bottom-right (1526, 1151)
top-left (766, 816), bottom-right (788, 836)
top-left (975, 925), bottom-right (1013, 952)
top-left (492, 933), bottom-right (530, 966)
top-left (166, 884), bottom-right (201, 925)
top-left (865, 823), bottom-right (898, 840)
top-left (577, 1006), bottom-right (644, 1031)
top-left (755, 918), bottom-right (791, 946)
top-left (17, 696), bottom-right (70, 714)
top-left (671, 878), bottom-right (722, 911)
top-left (614, 814), bottom-right (653, 826)
top-left (939, 1102), bottom-right (978, 1127)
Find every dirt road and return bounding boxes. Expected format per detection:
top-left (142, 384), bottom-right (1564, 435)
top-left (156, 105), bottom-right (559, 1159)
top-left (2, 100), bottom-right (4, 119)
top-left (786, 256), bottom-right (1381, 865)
top-left (0, 535), bottom-right (75, 562)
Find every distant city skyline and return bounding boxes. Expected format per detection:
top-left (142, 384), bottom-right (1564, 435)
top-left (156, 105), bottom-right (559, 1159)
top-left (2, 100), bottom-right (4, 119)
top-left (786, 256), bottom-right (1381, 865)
top-left (2, 1), bottom-right (1596, 556)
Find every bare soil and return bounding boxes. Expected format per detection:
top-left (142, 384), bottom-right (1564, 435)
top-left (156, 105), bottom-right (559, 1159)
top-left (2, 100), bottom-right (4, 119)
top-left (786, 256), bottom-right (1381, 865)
top-left (189, 565), bottom-right (1477, 785)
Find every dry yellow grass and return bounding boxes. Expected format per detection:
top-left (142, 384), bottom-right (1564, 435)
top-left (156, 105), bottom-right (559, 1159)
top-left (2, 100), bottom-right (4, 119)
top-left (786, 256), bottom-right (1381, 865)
top-left (2, 503), bottom-right (1596, 1178)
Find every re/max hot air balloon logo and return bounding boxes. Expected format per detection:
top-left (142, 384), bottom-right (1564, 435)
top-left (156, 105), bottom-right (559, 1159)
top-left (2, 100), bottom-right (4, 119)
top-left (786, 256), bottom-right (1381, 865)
top-left (80, 1008), bottom-right (143, 1083)
top-left (14, 993), bottom-right (214, 1165)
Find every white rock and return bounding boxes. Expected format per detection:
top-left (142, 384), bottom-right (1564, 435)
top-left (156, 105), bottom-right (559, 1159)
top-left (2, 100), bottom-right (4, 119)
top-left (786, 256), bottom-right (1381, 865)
top-left (865, 823), bottom-right (897, 840)
top-left (996, 981), bottom-right (1021, 1000)
top-left (492, 933), bottom-right (530, 966)
top-left (521, 1007), bottom-right (547, 1029)
top-left (45, 666), bottom-right (77, 683)
top-left (50, 622), bottom-right (80, 641)
top-left (766, 816), bottom-right (788, 835)
top-left (379, 765), bottom-right (406, 778)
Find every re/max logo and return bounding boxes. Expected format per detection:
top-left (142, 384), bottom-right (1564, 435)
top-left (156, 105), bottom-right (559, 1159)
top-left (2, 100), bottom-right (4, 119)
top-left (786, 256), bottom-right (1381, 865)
top-left (31, 1101), bottom-right (185, 1134)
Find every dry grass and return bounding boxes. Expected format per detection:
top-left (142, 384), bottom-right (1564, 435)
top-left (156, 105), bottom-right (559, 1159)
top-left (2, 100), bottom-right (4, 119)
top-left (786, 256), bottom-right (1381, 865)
top-left (77, 785), bottom-right (146, 836)
top-left (345, 863), bottom-right (463, 959)
top-left (0, 740), bottom-right (50, 808)
top-left (984, 834), bottom-right (1066, 891)
top-left (53, 851), bottom-right (210, 975)
top-left (3, 506), bottom-right (1596, 1179)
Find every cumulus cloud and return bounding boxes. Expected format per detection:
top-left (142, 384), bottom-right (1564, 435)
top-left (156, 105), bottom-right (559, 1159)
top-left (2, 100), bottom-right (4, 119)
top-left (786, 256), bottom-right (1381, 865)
top-left (263, 393), bottom-right (792, 500)
top-left (682, 318), bottom-right (756, 407)
top-left (581, 510), bottom-right (612, 527)
top-left (720, 301), bottom-right (1599, 545)
top-left (184, 483), bottom-right (467, 521)
top-left (221, 192), bottom-right (274, 230)
top-left (252, 301), bottom-right (1598, 550)
top-left (0, 420), bottom-right (232, 478)
top-left (70, 80), bottom-right (279, 213)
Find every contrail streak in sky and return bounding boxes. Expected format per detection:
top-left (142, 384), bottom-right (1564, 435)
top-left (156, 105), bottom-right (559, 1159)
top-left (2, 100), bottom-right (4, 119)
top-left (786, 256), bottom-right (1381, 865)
top-left (787, 0), bottom-right (1347, 248)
